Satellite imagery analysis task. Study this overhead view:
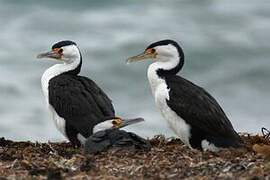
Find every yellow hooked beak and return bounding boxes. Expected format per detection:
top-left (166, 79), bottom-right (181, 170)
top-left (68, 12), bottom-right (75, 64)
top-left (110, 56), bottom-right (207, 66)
top-left (126, 48), bottom-right (157, 64)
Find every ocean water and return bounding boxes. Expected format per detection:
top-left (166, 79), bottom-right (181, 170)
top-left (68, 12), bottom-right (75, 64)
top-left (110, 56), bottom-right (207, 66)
top-left (0, 0), bottom-right (269, 142)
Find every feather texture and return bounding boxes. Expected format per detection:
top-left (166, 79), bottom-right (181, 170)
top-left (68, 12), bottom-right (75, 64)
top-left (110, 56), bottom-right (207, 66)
top-left (49, 74), bottom-right (115, 145)
top-left (165, 75), bottom-right (242, 149)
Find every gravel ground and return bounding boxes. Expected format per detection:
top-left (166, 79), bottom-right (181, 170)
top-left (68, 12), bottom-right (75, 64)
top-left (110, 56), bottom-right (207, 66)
top-left (0, 134), bottom-right (269, 179)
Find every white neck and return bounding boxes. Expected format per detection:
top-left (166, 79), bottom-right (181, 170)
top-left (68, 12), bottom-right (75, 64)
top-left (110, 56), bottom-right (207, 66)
top-left (41, 58), bottom-right (81, 105)
top-left (93, 121), bottom-right (112, 134)
top-left (147, 56), bottom-right (179, 94)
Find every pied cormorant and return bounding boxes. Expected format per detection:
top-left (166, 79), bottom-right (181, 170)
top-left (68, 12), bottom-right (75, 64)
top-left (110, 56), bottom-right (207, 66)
top-left (37, 40), bottom-right (115, 147)
top-left (127, 39), bottom-right (242, 152)
top-left (84, 117), bottom-right (151, 154)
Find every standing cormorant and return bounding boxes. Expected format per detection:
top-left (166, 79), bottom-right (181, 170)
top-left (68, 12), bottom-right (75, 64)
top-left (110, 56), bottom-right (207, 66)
top-left (37, 40), bottom-right (116, 147)
top-left (127, 39), bottom-right (242, 151)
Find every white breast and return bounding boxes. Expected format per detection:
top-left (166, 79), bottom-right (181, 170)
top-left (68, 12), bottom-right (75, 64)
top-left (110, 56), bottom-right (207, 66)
top-left (147, 63), bottom-right (191, 147)
top-left (41, 64), bottom-right (67, 138)
top-left (49, 105), bottom-right (67, 137)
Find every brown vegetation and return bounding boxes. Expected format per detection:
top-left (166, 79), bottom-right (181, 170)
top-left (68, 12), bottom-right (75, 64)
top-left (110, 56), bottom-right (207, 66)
top-left (0, 133), bottom-right (269, 179)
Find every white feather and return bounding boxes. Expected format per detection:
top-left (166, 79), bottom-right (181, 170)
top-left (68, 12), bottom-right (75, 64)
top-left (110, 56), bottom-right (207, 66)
top-left (93, 120), bottom-right (114, 134)
top-left (201, 140), bottom-right (220, 152)
top-left (49, 105), bottom-right (67, 137)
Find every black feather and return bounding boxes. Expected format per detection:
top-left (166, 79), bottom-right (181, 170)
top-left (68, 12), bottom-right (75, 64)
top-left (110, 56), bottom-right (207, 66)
top-left (49, 74), bottom-right (115, 146)
top-left (84, 129), bottom-right (151, 154)
top-left (52, 40), bottom-right (77, 49)
top-left (165, 75), bottom-right (242, 149)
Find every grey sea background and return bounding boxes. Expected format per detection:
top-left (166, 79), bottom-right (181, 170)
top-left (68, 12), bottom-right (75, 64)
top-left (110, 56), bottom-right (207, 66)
top-left (0, 0), bottom-right (269, 142)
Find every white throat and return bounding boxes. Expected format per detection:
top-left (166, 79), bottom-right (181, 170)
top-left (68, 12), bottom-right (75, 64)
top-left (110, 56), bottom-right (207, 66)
top-left (41, 57), bottom-right (81, 105)
top-left (147, 56), bottom-right (179, 94)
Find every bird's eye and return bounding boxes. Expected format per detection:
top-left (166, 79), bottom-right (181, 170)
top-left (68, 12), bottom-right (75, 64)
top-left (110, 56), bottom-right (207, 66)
top-left (151, 49), bottom-right (156, 53)
top-left (58, 49), bottom-right (63, 54)
top-left (112, 120), bottom-right (118, 125)
top-left (146, 48), bottom-right (156, 54)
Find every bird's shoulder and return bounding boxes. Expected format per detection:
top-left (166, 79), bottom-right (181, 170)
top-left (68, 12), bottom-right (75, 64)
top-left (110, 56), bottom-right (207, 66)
top-left (49, 73), bottom-right (114, 115)
top-left (49, 74), bottom-right (81, 88)
top-left (165, 75), bottom-right (221, 107)
top-left (48, 74), bottom-right (94, 111)
top-left (49, 74), bottom-right (98, 90)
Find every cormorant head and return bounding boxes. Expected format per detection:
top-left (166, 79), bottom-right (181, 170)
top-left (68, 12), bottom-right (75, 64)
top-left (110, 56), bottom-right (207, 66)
top-left (37, 40), bottom-right (81, 63)
top-left (127, 39), bottom-right (183, 64)
top-left (93, 117), bottom-right (144, 134)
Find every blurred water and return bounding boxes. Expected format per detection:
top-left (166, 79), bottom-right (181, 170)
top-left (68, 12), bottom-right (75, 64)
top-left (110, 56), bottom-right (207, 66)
top-left (0, 0), bottom-right (269, 142)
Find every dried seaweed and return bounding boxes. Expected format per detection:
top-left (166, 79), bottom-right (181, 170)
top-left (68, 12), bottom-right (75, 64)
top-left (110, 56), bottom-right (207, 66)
top-left (0, 134), bottom-right (269, 179)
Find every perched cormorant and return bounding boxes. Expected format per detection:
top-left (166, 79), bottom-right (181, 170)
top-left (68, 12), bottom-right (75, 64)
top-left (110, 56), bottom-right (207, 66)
top-left (84, 117), bottom-right (151, 154)
top-left (127, 39), bottom-right (242, 151)
top-left (37, 40), bottom-right (115, 147)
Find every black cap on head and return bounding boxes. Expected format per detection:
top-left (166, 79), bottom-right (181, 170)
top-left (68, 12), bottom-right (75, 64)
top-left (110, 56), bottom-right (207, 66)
top-left (145, 39), bottom-right (184, 57)
top-left (52, 40), bottom-right (77, 49)
top-left (146, 39), bottom-right (183, 54)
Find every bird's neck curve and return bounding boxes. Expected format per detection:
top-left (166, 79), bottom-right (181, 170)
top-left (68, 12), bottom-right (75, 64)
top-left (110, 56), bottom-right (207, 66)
top-left (41, 55), bottom-right (82, 104)
top-left (156, 53), bottom-right (184, 78)
top-left (147, 55), bottom-right (184, 93)
top-left (43, 55), bottom-right (82, 80)
top-left (62, 52), bottom-right (82, 76)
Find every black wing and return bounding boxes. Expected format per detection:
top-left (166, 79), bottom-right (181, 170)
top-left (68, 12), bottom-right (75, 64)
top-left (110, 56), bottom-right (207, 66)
top-left (49, 74), bottom-right (115, 138)
top-left (76, 75), bottom-right (115, 116)
top-left (165, 75), bottom-right (240, 140)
